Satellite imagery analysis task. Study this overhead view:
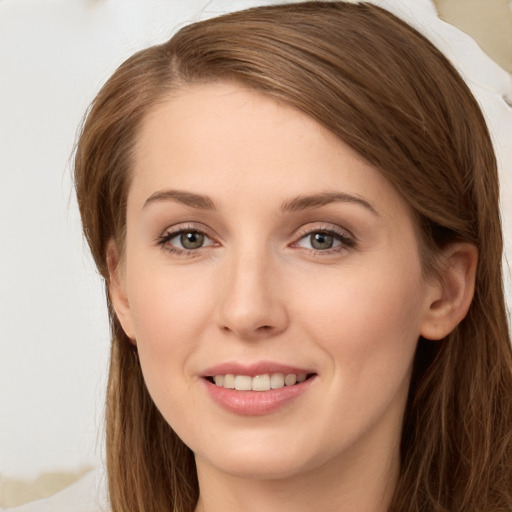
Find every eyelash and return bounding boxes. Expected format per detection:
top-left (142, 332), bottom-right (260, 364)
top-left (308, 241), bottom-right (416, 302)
top-left (292, 226), bottom-right (356, 255)
top-left (156, 224), bottom-right (214, 257)
top-left (155, 224), bottom-right (356, 257)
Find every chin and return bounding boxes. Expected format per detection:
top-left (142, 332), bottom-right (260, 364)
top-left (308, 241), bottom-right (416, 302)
top-left (206, 453), bottom-right (312, 481)
top-left (193, 432), bottom-right (329, 481)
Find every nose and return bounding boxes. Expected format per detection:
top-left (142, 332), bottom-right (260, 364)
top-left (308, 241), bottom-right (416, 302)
top-left (215, 247), bottom-right (289, 340)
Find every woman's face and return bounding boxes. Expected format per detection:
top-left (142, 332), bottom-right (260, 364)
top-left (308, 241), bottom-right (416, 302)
top-left (112, 82), bottom-right (438, 481)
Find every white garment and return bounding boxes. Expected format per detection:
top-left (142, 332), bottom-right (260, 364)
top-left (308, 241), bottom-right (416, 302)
top-left (4, 470), bottom-right (109, 512)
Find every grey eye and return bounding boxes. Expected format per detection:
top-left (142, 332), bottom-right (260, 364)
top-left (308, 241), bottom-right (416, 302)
top-left (295, 230), bottom-right (346, 251)
top-left (159, 228), bottom-right (215, 253)
top-left (310, 232), bottom-right (334, 250)
top-left (180, 231), bottom-right (205, 249)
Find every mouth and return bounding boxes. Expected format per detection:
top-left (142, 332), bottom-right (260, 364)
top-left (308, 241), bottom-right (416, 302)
top-left (205, 372), bottom-right (317, 391)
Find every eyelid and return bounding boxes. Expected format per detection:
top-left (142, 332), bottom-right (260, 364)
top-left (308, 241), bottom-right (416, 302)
top-left (294, 222), bottom-right (355, 240)
top-left (291, 223), bottom-right (357, 252)
top-left (155, 222), bottom-right (218, 253)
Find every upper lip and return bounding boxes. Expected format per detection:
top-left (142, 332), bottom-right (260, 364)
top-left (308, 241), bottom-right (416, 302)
top-left (201, 361), bottom-right (315, 378)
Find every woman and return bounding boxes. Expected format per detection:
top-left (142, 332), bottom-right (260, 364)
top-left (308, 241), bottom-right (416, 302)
top-left (74, 2), bottom-right (512, 511)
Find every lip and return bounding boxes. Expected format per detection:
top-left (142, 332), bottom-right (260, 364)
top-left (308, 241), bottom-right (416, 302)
top-left (200, 361), bottom-right (317, 416)
top-left (201, 361), bottom-right (314, 378)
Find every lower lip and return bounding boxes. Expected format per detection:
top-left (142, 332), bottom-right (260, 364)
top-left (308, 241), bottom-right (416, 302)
top-left (202, 377), bottom-right (316, 416)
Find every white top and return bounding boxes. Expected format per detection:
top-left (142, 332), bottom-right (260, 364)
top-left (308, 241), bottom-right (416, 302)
top-left (5, 470), bottom-right (109, 512)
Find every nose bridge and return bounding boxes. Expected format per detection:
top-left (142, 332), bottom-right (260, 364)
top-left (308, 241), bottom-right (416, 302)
top-left (216, 239), bottom-right (287, 338)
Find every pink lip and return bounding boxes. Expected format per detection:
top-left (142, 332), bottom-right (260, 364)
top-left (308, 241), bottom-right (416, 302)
top-left (200, 361), bottom-right (317, 416)
top-left (201, 361), bottom-right (314, 378)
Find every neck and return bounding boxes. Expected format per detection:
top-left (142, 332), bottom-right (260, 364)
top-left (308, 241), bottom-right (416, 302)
top-left (194, 422), bottom-right (400, 512)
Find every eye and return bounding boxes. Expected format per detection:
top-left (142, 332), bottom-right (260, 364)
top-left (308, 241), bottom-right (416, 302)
top-left (297, 231), bottom-right (341, 251)
top-left (294, 228), bottom-right (355, 253)
top-left (301, 232), bottom-right (340, 250)
top-left (175, 231), bottom-right (206, 250)
top-left (157, 228), bottom-right (215, 252)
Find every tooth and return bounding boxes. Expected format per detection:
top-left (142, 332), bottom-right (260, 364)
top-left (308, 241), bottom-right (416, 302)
top-left (213, 372), bottom-right (306, 390)
top-left (285, 374), bottom-right (297, 386)
top-left (223, 374), bottom-right (235, 389)
top-left (252, 374), bottom-right (271, 391)
top-left (270, 373), bottom-right (285, 389)
top-left (234, 375), bottom-right (252, 391)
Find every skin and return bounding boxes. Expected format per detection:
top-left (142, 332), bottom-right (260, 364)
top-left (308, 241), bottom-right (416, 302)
top-left (109, 82), bottom-right (477, 512)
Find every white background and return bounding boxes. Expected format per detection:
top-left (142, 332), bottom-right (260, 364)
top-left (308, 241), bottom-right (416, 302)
top-left (1, 0), bottom-right (511, 479)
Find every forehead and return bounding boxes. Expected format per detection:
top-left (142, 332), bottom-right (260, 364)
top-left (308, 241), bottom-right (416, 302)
top-left (131, 81), bottom-right (407, 218)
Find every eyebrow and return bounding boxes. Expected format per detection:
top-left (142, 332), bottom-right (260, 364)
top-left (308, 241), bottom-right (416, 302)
top-left (280, 192), bottom-right (379, 216)
top-left (143, 190), bottom-right (217, 210)
top-left (143, 189), bottom-right (378, 216)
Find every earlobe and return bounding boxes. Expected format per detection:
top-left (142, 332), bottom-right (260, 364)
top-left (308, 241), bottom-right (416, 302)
top-left (106, 240), bottom-right (137, 342)
top-left (420, 243), bottom-right (478, 341)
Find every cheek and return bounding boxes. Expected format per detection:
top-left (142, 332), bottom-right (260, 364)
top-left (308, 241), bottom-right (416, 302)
top-left (125, 261), bottom-right (217, 400)
top-left (128, 262), bottom-right (214, 343)
top-left (296, 258), bottom-right (426, 383)
top-left (124, 263), bottom-right (219, 431)
top-left (285, 260), bottom-right (425, 455)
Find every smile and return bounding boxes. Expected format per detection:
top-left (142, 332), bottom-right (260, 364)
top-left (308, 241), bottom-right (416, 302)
top-left (203, 373), bottom-right (317, 416)
top-left (209, 373), bottom-right (311, 391)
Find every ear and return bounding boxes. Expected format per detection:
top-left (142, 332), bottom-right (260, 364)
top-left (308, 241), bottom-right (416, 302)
top-left (106, 240), bottom-right (136, 343)
top-left (420, 243), bottom-right (478, 340)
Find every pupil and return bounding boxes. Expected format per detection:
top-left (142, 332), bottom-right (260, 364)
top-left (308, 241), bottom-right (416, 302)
top-left (311, 232), bottom-right (333, 250)
top-left (181, 231), bottom-right (204, 249)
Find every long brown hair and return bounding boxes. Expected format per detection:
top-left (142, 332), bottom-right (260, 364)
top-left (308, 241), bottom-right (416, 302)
top-left (74, 2), bottom-right (512, 511)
